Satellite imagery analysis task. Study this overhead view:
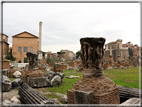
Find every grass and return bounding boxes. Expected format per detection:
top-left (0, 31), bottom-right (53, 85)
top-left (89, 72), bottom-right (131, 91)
top-left (46, 69), bottom-right (82, 95)
top-left (103, 66), bottom-right (139, 89)
top-left (9, 78), bottom-right (15, 82)
top-left (44, 67), bottom-right (140, 97)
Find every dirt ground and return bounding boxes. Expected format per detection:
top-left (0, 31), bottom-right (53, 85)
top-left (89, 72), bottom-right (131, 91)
top-left (2, 87), bottom-right (49, 101)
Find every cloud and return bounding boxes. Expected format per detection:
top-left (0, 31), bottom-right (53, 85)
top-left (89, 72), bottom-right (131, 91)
top-left (3, 3), bottom-right (140, 53)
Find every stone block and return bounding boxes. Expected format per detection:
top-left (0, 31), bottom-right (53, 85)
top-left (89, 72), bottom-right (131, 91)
top-left (50, 75), bottom-right (61, 87)
top-left (67, 90), bottom-right (74, 104)
top-left (2, 75), bottom-right (11, 92)
top-left (2, 69), bottom-right (8, 76)
top-left (74, 90), bottom-right (94, 104)
top-left (29, 77), bottom-right (49, 87)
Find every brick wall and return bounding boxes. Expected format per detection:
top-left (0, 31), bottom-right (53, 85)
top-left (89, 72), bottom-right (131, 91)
top-left (61, 65), bottom-right (67, 70)
top-left (2, 61), bottom-right (10, 69)
top-left (68, 62), bottom-right (77, 68)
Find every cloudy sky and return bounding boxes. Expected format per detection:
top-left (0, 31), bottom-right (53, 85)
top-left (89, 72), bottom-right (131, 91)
top-left (3, 3), bottom-right (140, 53)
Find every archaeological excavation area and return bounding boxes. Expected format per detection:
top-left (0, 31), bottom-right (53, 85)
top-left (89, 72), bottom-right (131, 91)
top-left (2, 37), bottom-right (140, 107)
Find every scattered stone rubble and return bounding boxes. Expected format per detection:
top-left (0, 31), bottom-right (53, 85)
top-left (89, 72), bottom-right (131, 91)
top-left (2, 75), bottom-right (12, 92)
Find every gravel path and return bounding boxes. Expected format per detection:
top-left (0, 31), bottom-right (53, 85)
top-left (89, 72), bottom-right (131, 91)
top-left (2, 87), bottom-right (50, 101)
top-left (3, 89), bottom-right (19, 100)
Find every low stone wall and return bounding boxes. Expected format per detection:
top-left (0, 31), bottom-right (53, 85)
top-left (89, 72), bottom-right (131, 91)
top-left (122, 62), bottom-right (131, 68)
top-left (49, 62), bottom-right (54, 68)
top-left (103, 63), bottom-right (110, 70)
top-left (53, 64), bottom-right (63, 73)
top-left (68, 62), bottom-right (77, 68)
top-left (76, 61), bottom-right (81, 65)
top-left (41, 59), bottom-right (47, 65)
top-left (61, 65), bottom-right (67, 70)
top-left (113, 62), bottom-right (121, 68)
top-left (2, 61), bottom-right (10, 69)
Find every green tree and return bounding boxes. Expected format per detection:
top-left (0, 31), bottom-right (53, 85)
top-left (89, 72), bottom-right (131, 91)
top-left (76, 51), bottom-right (81, 58)
top-left (5, 53), bottom-right (16, 61)
top-left (18, 60), bottom-right (21, 63)
top-left (57, 51), bottom-right (65, 58)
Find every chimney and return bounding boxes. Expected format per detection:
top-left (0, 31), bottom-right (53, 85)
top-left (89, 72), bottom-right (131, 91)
top-left (39, 21), bottom-right (42, 51)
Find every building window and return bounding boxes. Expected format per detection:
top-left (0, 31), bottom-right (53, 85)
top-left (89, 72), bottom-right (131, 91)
top-left (24, 58), bottom-right (27, 63)
top-left (23, 47), bottom-right (28, 52)
top-left (29, 47), bottom-right (33, 52)
top-left (18, 47), bottom-right (22, 52)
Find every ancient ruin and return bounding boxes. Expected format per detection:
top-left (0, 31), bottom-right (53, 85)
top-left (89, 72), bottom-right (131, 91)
top-left (26, 52), bottom-right (38, 70)
top-left (67, 37), bottom-right (120, 104)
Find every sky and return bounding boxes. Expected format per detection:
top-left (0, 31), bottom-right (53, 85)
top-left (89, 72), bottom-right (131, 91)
top-left (3, 3), bottom-right (140, 53)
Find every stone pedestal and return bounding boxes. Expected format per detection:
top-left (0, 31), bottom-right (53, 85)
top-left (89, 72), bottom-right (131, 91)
top-left (67, 37), bottom-right (120, 104)
top-left (26, 52), bottom-right (38, 70)
top-left (67, 76), bottom-right (120, 104)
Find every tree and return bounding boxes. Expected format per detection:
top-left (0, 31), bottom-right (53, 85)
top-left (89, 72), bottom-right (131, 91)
top-left (5, 53), bottom-right (16, 61)
top-left (18, 60), bottom-right (21, 63)
top-left (57, 51), bottom-right (65, 58)
top-left (76, 51), bottom-right (81, 58)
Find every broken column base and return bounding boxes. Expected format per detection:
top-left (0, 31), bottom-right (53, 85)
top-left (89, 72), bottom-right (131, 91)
top-left (67, 76), bottom-right (120, 104)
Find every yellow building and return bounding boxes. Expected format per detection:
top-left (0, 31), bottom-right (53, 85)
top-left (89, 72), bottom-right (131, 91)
top-left (0, 33), bottom-right (9, 60)
top-left (12, 31), bottom-right (39, 63)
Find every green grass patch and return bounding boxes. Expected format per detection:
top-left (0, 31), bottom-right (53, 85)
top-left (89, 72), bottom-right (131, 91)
top-left (9, 78), bottom-right (15, 82)
top-left (103, 66), bottom-right (139, 89)
top-left (46, 69), bottom-right (82, 95)
top-left (44, 67), bottom-right (139, 96)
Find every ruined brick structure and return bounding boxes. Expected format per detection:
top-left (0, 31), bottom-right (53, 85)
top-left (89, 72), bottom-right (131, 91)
top-left (105, 39), bottom-right (141, 62)
top-left (0, 33), bottom-right (9, 60)
top-left (67, 37), bottom-right (120, 104)
top-left (60, 49), bottom-right (75, 59)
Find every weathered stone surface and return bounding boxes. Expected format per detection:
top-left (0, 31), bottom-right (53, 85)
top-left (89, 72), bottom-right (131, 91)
top-left (60, 95), bottom-right (68, 103)
top-left (3, 100), bottom-right (12, 105)
top-left (49, 98), bottom-right (60, 104)
top-left (2, 69), bottom-right (8, 76)
top-left (2, 75), bottom-right (11, 92)
top-left (118, 98), bottom-right (140, 105)
top-left (66, 75), bottom-right (80, 79)
top-left (29, 77), bottom-right (49, 87)
top-left (80, 37), bottom-right (105, 77)
top-left (11, 61), bottom-right (18, 68)
top-left (12, 79), bottom-right (22, 88)
top-left (13, 71), bottom-right (21, 78)
top-left (47, 71), bottom-right (55, 81)
top-left (74, 90), bottom-right (94, 104)
top-left (19, 83), bottom-right (54, 104)
top-left (67, 37), bottom-right (120, 104)
top-left (55, 72), bottom-right (65, 80)
top-left (10, 96), bottom-right (21, 104)
top-left (26, 52), bottom-right (38, 70)
top-left (50, 75), bottom-right (61, 87)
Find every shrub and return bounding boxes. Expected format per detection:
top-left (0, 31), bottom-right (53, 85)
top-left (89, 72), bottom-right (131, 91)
top-left (5, 53), bottom-right (16, 61)
top-left (18, 60), bottom-right (21, 63)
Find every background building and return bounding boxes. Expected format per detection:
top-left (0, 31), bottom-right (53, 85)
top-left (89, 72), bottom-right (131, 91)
top-left (12, 31), bottom-right (39, 63)
top-left (105, 39), bottom-right (129, 62)
top-left (0, 33), bottom-right (9, 60)
top-left (60, 49), bottom-right (75, 59)
top-left (104, 39), bottom-right (140, 62)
